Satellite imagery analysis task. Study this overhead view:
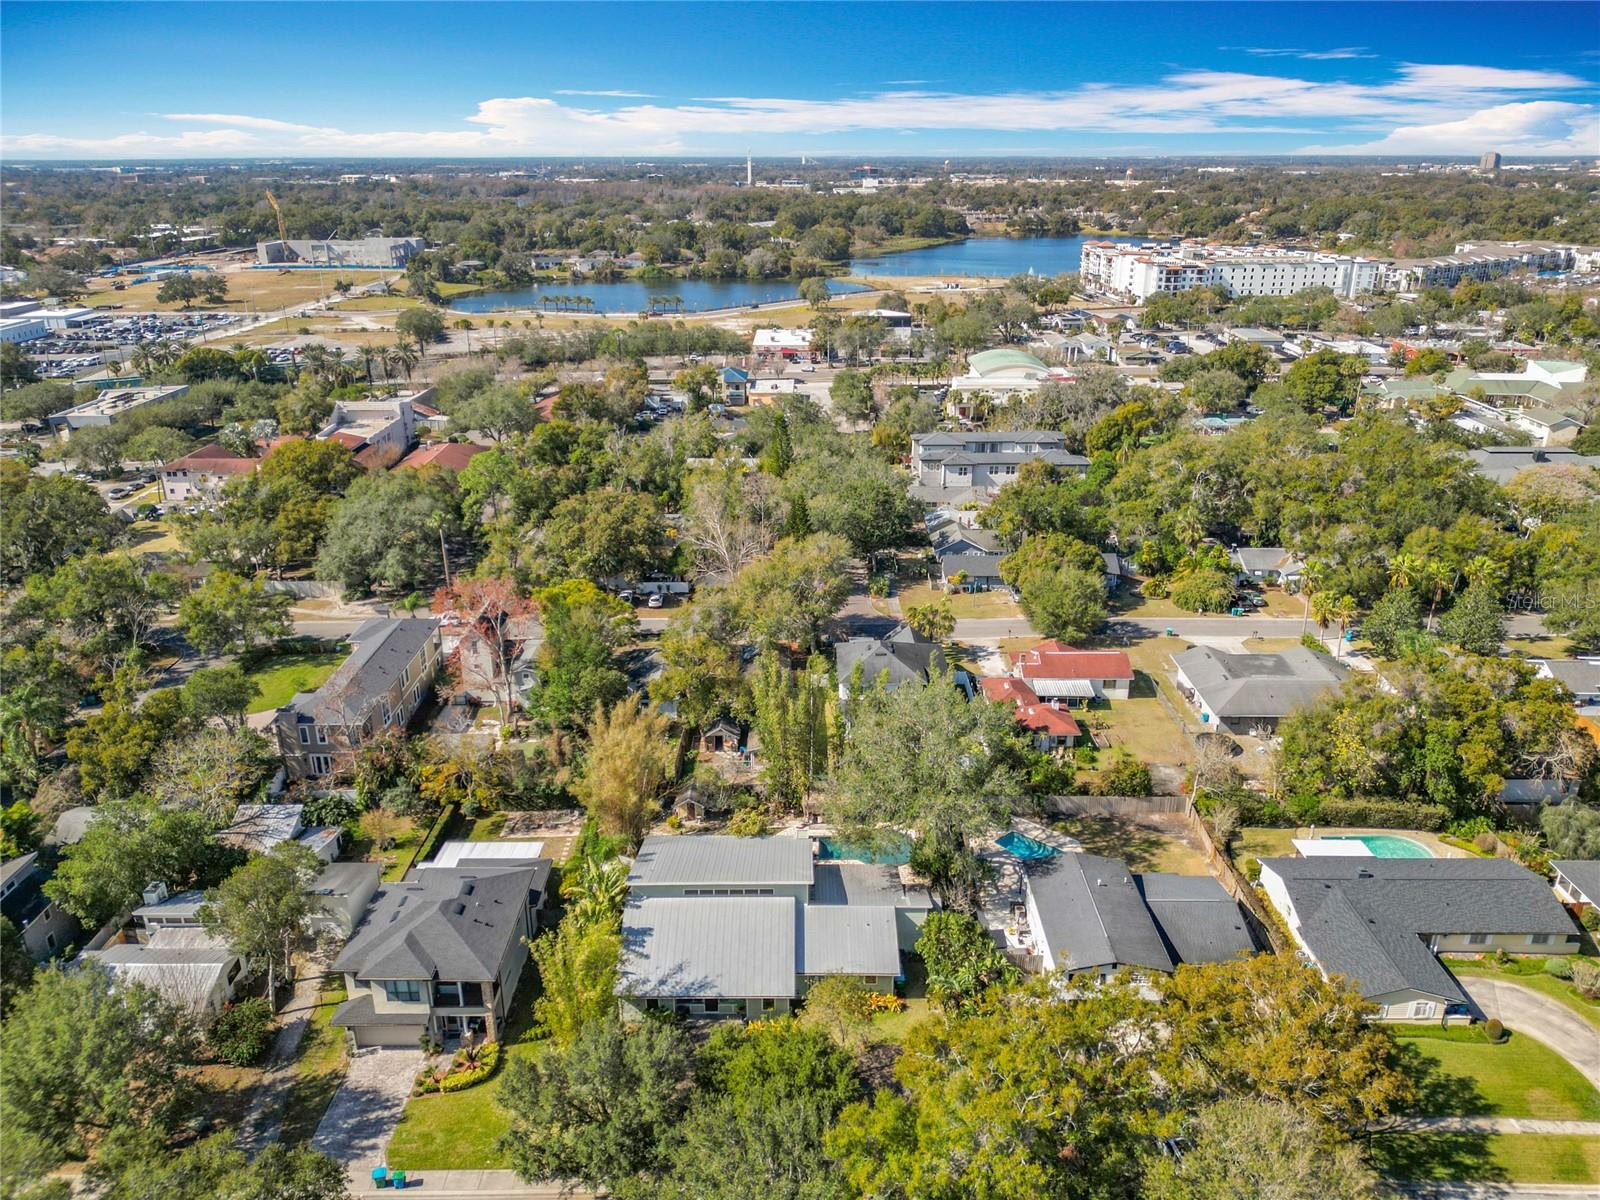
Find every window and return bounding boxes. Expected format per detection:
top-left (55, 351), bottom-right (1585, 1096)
top-left (381, 980), bottom-right (422, 1003)
top-left (1466, 933), bottom-right (1489, 946)
top-left (1529, 933), bottom-right (1551, 945)
top-left (316, 726), bottom-right (328, 745)
top-left (298, 727), bottom-right (309, 745)
top-left (761, 998), bottom-right (776, 1013)
top-left (309, 755), bottom-right (332, 776)
top-left (1409, 1001), bottom-right (1436, 1020)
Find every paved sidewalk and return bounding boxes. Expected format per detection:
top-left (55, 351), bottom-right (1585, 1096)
top-left (1383, 1116), bottom-right (1600, 1134)
top-left (1457, 976), bottom-right (1600, 1090)
top-left (1390, 1186), bottom-right (1600, 1199)
top-left (235, 969), bottom-right (327, 1151)
top-left (345, 1168), bottom-right (595, 1197)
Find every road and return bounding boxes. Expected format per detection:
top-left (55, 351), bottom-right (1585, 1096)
top-left (947, 613), bottom-right (1551, 643)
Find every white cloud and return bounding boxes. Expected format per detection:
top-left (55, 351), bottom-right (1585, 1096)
top-left (1231, 46), bottom-right (1377, 61)
top-left (4, 62), bottom-right (1593, 157)
top-left (552, 89), bottom-right (656, 98)
top-left (1298, 100), bottom-right (1600, 155)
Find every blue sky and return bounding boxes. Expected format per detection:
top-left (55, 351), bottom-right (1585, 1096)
top-left (3, 2), bottom-right (1596, 158)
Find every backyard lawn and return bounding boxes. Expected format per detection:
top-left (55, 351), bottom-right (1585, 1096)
top-left (870, 956), bottom-right (931, 1045)
top-left (1398, 1026), bottom-right (1600, 1120)
top-left (385, 983), bottom-right (545, 1170)
top-left (279, 975), bottom-right (350, 1146)
top-left (240, 644), bottom-right (345, 713)
top-left (125, 519), bottom-right (182, 556)
top-left (1372, 1132), bottom-right (1600, 1185)
top-left (1051, 815), bottom-right (1210, 876)
top-left (898, 581), bottom-right (1020, 619)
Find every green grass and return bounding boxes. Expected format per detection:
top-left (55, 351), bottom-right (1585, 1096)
top-left (1371, 1132), bottom-right (1600, 1184)
top-left (240, 644), bottom-right (345, 713)
top-left (1446, 957), bottom-right (1600, 1030)
top-left (385, 979), bottom-right (545, 1170)
top-left (278, 976), bottom-right (349, 1145)
top-left (870, 955), bottom-right (932, 1045)
top-left (1398, 1029), bottom-right (1600, 1120)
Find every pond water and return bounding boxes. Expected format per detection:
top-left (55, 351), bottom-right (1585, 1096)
top-left (849, 234), bottom-right (1170, 279)
top-left (449, 275), bottom-right (868, 315)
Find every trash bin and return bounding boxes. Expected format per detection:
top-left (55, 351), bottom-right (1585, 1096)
top-left (371, 1166), bottom-right (389, 1189)
top-left (390, 1169), bottom-right (407, 1190)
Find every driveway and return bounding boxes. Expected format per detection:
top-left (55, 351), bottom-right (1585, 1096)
top-left (1457, 975), bottom-right (1600, 1090)
top-left (310, 1047), bottom-right (426, 1170)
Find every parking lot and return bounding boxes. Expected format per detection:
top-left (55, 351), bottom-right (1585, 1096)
top-left (21, 312), bottom-right (243, 377)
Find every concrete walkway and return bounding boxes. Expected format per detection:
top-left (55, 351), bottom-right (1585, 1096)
top-left (1456, 976), bottom-right (1600, 1090)
top-left (1390, 1187), bottom-right (1600, 1199)
top-left (345, 1169), bottom-right (595, 1197)
top-left (235, 969), bottom-right (328, 1151)
top-left (311, 1046), bottom-right (426, 1171)
top-left (1384, 1116), bottom-right (1600, 1134)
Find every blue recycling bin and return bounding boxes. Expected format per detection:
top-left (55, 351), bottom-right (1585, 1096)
top-left (371, 1166), bottom-right (389, 1188)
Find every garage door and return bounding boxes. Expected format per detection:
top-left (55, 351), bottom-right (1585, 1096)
top-left (354, 1024), bottom-right (426, 1049)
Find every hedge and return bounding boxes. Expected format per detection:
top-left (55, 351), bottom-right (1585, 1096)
top-left (1314, 799), bottom-right (1450, 831)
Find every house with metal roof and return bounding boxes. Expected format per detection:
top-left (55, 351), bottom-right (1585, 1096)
top-left (331, 862), bottom-right (550, 1047)
top-left (271, 618), bottom-right (442, 781)
top-left (1173, 645), bottom-right (1348, 735)
top-left (1011, 640), bottom-right (1135, 703)
top-left (1259, 857), bottom-right (1579, 1022)
top-left (618, 835), bottom-right (931, 1020)
top-left (82, 929), bottom-right (245, 1013)
top-left (1019, 852), bottom-right (1256, 978)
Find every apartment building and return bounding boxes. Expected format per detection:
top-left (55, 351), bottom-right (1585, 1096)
top-left (271, 618), bottom-right (442, 780)
top-left (316, 396), bottom-right (416, 469)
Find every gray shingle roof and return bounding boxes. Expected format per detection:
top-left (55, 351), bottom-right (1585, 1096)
top-left (628, 834), bottom-right (814, 889)
top-left (939, 553), bottom-right (1005, 580)
top-left (836, 626), bottom-right (944, 691)
top-left (799, 905), bottom-right (901, 976)
top-left (1231, 547), bottom-right (1304, 575)
top-left (620, 896), bottom-right (797, 998)
top-left (1174, 646), bottom-right (1348, 720)
top-left (1262, 857), bottom-right (1575, 1003)
top-left (332, 865), bottom-right (539, 982)
top-left (283, 618), bottom-right (438, 725)
top-left (1025, 853), bottom-right (1175, 974)
top-left (1135, 873), bottom-right (1257, 965)
top-left (931, 526), bottom-right (1003, 556)
top-left (1544, 659), bottom-right (1600, 698)
top-left (1553, 860), bottom-right (1600, 903)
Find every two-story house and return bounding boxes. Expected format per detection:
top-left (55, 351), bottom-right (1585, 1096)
top-left (331, 860), bottom-right (551, 1047)
top-left (271, 618), bottom-right (442, 781)
top-left (0, 852), bottom-right (78, 960)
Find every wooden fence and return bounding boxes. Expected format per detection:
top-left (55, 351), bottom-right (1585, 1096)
top-left (1045, 794), bottom-right (1189, 817)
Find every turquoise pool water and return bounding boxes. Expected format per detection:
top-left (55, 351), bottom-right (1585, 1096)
top-left (817, 836), bottom-right (912, 865)
top-left (996, 831), bottom-right (1060, 861)
top-left (1326, 834), bottom-right (1433, 858)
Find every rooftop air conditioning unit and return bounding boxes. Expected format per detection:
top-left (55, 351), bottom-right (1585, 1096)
top-left (141, 881), bottom-right (169, 907)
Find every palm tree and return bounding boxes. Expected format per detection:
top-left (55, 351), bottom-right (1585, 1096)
top-left (1386, 552), bottom-right (1423, 593)
top-left (1309, 591), bottom-right (1339, 642)
top-left (1420, 559), bottom-right (1452, 630)
top-left (1463, 555), bottom-right (1502, 591)
top-left (1298, 560), bottom-right (1327, 638)
top-left (1332, 593), bottom-right (1358, 656)
top-left (389, 341), bottom-right (418, 382)
top-left (1172, 507), bottom-right (1205, 551)
top-left (358, 345), bottom-right (379, 384)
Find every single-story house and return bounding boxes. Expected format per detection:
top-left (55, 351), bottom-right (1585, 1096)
top-left (979, 676), bottom-right (1082, 750)
top-left (219, 803), bottom-right (342, 861)
top-left (836, 624), bottom-right (944, 699)
top-left (1173, 645), bottom-right (1348, 735)
top-left (1498, 778), bottom-right (1574, 808)
top-left (82, 929), bottom-right (246, 1013)
top-left (331, 861), bottom-right (552, 1047)
top-left (307, 862), bottom-right (382, 938)
top-left (1552, 860), bottom-right (1600, 911)
top-left (1259, 857), bottom-right (1579, 1022)
top-left (617, 834), bottom-right (918, 1020)
top-left (940, 552), bottom-right (1006, 591)
top-left (417, 840), bottom-right (548, 872)
top-left (1231, 547), bottom-right (1305, 587)
top-left (1536, 659), bottom-right (1600, 707)
top-left (1011, 640), bottom-right (1134, 704)
top-left (930, 525), bottom-right (1002, 559)
top-left (1020, 852), bottom-right (1256, 978)
top-left (396, 441), bottom-right (489, 472)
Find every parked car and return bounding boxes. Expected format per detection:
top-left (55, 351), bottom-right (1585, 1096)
top-left (646, 592), bottom-right (664, 609)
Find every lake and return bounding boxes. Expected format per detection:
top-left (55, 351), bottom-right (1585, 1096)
top-left (449, 276), bottom-right (868, 315)
top-left (849, 234), bottom-right (1162, 279)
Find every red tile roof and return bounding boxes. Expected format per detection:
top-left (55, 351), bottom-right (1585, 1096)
top-left (1012, 639), bottom-right (1134, 682)
top-left (327, 431), bottom-right (367, 450)
top-left (397, 442), bottom-right (489, 472)
top-left (978, 676), bottom-right (1081, 737)
top-left (161, 443), bottom-right (259, 473)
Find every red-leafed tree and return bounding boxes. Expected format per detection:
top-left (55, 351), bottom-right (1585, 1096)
top-left (432, 576), bottom-right (537, 730)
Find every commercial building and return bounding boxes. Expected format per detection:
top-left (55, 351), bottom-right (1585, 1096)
top-left (159, 443), bottom-right (260, 502)
top-left (0, 317), bottom-right (47, 344)
top-left (271, 618), bottom-right (442, 780)
top-left (316, 396), bottom-right (417, 469)
top-left (45, 385), bottom-right (190, 438)
top-left (1259, 856), bottom-right (1578, 1022)
top-left (256, 236), bottom-right (425, 268)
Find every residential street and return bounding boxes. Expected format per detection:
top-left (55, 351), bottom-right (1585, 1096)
top-left (1456, 977), bottom-right (1600, 1091)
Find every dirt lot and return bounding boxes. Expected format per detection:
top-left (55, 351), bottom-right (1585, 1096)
top-left (83, 267), bottom-right (391, 314)
top-left (1051, 813), bottom-right (1212, 876)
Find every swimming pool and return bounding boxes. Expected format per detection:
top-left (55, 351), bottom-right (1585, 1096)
top-left (817, 836), bottom-right (912, 865)
top-left (996, 831), bottom-right (1061, 861)
top-left (1325, 834), bottom-right (1434, 858)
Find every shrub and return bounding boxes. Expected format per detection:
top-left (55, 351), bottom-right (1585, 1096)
top-left (1092, 752), bottom-right (1151, 797)
top-left (1300, 633), bottom-right (1329, 655)
top-left (865, 991), bottom-right (906, 1014)
top-left (1545, 957), bottom-right (1574, 980)
top-left (727, 805), bottom-right (771, 838)
top-left (1484, 1018), bottom-right (1505, 1043)
top-left (1571, 958), bottom-right (1600, 1000)
top-left (208, 997), bottom-right (275, 1066)
top-left (439, 1041), bottom-right (502, 1092)
top-left (1315, 798), bottom-right (1449, 831)
top-left (1582, 908), bottom-right (1600, 932)
top-left (1242, 856), bottom-right (1262, 883)
top-left (1448, 816), bottom-right (1495, 840)
top-left (302, 791), bottom-right (363, 827)
top-left (1474, 832), bottom-right (1498, 853)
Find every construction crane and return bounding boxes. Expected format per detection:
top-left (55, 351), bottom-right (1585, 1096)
top-left (265, 190), bottom-right (294, 271)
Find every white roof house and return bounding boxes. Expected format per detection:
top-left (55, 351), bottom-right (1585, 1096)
top-left (419, 839), bottom-right (546, 870)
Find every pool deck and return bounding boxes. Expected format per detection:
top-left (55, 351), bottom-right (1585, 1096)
top-left (1290, 827), bottom-right (1468, 859)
